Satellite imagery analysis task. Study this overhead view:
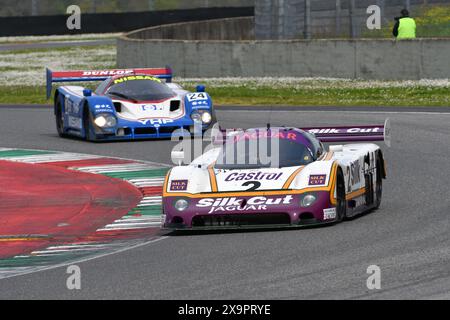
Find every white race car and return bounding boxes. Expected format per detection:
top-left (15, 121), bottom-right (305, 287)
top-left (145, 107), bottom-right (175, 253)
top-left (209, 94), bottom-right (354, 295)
top-left (162, 121), bottom-right (390, 230)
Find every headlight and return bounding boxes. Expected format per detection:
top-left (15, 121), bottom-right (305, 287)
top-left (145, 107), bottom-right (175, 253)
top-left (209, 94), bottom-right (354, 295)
top-left (301, 194), bottom-right (317, 208)
top-left (191, 112), bottom-right (202, 123)
top-left (174, 199), bottom-right (189, 212)
top-left (191, 111), bottom-right (213, 124)
top-left (94, 114), bottom-right (117, 128)
top-left (201, 112), bottom-right (212, 124)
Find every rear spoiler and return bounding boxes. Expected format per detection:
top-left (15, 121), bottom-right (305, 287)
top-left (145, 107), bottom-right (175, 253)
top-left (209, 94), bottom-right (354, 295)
top-left (46, 67), bottom-right (173, 99)
top-left (301, 119), bottom-right (391, 147)
top-left (212, 119), bottom-right (391, 147)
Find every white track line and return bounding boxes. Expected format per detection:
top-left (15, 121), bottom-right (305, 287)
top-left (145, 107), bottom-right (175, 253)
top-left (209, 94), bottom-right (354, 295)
top-left (98, 223), bottom-right (161, 231)
top-left (74, 164), bottom-right (159, 173)
top-left (0, 237), bottom-right (169, 280)
top-left (6, 153), bottom-right (102, 163)
top-left (219, 110), bottom-right (450, 115)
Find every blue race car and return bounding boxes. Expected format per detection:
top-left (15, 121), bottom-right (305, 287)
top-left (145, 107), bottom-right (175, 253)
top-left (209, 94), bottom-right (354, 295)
top-left (46, 67), bottom-right (216, 141)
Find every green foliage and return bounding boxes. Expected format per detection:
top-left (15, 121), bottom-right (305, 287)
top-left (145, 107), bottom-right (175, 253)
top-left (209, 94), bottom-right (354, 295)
top-left (416, 5), bottom-right (450, 37)
top-left (1, 85), bottom-right (448, 107)
top-left (364, 4), bottom-right (450, 38)
top-left (200, 86), bottom-right (450, 107)
top-left (154, 0), bottom-right (181, 10)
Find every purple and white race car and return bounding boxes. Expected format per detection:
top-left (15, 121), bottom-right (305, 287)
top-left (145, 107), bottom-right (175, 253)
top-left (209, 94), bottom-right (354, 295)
top-left (162, 120), bottom-right (390, 230)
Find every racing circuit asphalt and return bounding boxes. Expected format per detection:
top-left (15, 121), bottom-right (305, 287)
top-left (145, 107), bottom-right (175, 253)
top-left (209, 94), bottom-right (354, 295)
top-left (0, 105), bottom-right (449, 300)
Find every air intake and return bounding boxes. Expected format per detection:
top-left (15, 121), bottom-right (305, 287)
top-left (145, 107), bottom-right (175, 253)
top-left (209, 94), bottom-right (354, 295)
top-left (170, 100), bottom-right (181, 112)
top-left (113, 102), bottom-right (122, 113)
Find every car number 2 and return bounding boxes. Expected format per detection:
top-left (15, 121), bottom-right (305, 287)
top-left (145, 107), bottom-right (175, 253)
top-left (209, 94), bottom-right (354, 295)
top-left (242, 181), bottom-right (261, 191)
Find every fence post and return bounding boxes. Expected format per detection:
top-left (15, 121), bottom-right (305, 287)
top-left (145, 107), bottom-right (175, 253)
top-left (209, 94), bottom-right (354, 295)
top-left (91, 0), bottom-right (97, 13)
top-left (304, 0), bottom-right (312, 39)
top-left (278, 0), bottom-right (285, 39)
top-left (377, 0), bottom-right (385, 25)
top-left (405, 0), bottom-right (411, 10)
top-left (31, 0), bottom-right (38, 16)
top-left (336, 0), bottom-right (341, 37)
top-left (148, 0), bottom-right (155, 11)
top-left (349, 0), bottom-right (357, 38)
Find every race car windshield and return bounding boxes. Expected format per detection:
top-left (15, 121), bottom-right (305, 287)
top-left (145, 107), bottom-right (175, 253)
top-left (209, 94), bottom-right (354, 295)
top-left (215, 134), bottom-right (315, 169)
top-left (106, 78), bottom-right (175, 101)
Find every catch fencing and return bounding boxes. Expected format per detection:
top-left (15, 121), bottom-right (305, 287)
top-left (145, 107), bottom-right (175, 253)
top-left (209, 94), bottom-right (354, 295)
top-left (255, 0), bottom-right (450, 39)
top-left (0, 0), bottom-right (254, 17)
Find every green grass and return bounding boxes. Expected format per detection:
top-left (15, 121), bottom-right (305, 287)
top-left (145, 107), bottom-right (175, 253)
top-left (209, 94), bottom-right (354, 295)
top-left (190, 86), bottom-right (449, 107)
top-left (0, 85), bottom-right (448, 107)
top-left (0, 36), bottom-right (119, 45)
top-left (364, 4), bottom-right (450, 38)
top-left (0, 45), bottom-right (113, 55)
top-left (0, 86), bottom-right (48, 105)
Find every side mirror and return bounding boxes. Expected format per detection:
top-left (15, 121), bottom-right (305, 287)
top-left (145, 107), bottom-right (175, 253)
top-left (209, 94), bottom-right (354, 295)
top-left (196, 85), bottom-right (206, 93)
top-left (83, 89), bottom-right (92, 97)
top-left (171, 150), bottom-right (185, 166)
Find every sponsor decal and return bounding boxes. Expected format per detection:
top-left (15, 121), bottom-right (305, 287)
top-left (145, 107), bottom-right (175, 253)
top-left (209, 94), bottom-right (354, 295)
top-left (346, 160), bottom-right (362, 193)
top-left (83, 70), bottom-right (133, 76)
top-left (191, 101), bottom-right (210, 107)
top-left (170, 180), bottom-right (188, 191)
top-left (307, 128), bottom-right (381, 134)
top-left (95, 104), bottom-right (112, 109)
top-left (137, 119), bottom-right (174, 126)
top-left (113, 75), bottom-right (161, 84)
top-left (309, 174), bottom-right (327, 186)
top-left (142, 105), bottom-right (164, 112)
top-left (323, 208), bottom-right (337, 220)
top-left (233, 130), bottom-right (306, 145)
top-left (225, 172), bottom-right (283, 182)
top-left (196, 195), bottom-right (293, 214)
top-left (94, 104), bottom-right (113, 113)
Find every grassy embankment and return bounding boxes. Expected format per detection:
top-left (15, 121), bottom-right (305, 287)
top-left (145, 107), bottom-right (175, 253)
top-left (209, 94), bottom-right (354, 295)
top-left (0, 45), bottom-right (448, 106)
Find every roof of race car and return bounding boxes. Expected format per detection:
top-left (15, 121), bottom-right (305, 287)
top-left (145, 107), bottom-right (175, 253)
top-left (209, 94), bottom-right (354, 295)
top-left (98, 73), bottom-right (176, 102)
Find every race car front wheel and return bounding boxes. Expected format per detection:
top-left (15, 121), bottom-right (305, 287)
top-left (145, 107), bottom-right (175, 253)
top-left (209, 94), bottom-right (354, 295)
top-left (55, 100), bottom-right (65, 137)
top-left (336, 168), bottom-right (347, 222)
top-left (83, 104), bottom-right (96, 141)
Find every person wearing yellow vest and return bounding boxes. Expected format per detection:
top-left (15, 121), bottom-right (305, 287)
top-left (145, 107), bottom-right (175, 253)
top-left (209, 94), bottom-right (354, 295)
top-left (393, 9), bottom-right (416, 39)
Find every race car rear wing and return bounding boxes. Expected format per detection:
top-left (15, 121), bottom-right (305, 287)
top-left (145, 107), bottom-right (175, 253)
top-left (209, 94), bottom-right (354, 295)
top-left (301, 119), bottom-right (391, 147)
top-left (46, 67), bottom-right (173, 99)
top-left (212, 119), bottom-right (391, 147)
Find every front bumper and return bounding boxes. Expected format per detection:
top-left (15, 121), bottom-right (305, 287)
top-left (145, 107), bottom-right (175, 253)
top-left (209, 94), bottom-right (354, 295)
top-left (162, 191), bottom-right (338, 230)
top-left (92, 118), bottom-right (212, 141)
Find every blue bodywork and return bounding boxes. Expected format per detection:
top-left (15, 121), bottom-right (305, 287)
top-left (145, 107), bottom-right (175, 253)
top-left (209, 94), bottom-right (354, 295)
top-left (49, 68), bottom-right (215, 141)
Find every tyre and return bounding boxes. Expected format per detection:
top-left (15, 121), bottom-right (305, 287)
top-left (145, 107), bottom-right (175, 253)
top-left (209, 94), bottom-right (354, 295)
top-left (374, 157), bottom-right (383, 209)
top-left (55, 100), bottom-right (65, 137)
top-left (336, 168), bottom-right (347, 222)
top-left (83, 104), bottom-right (96, 141)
